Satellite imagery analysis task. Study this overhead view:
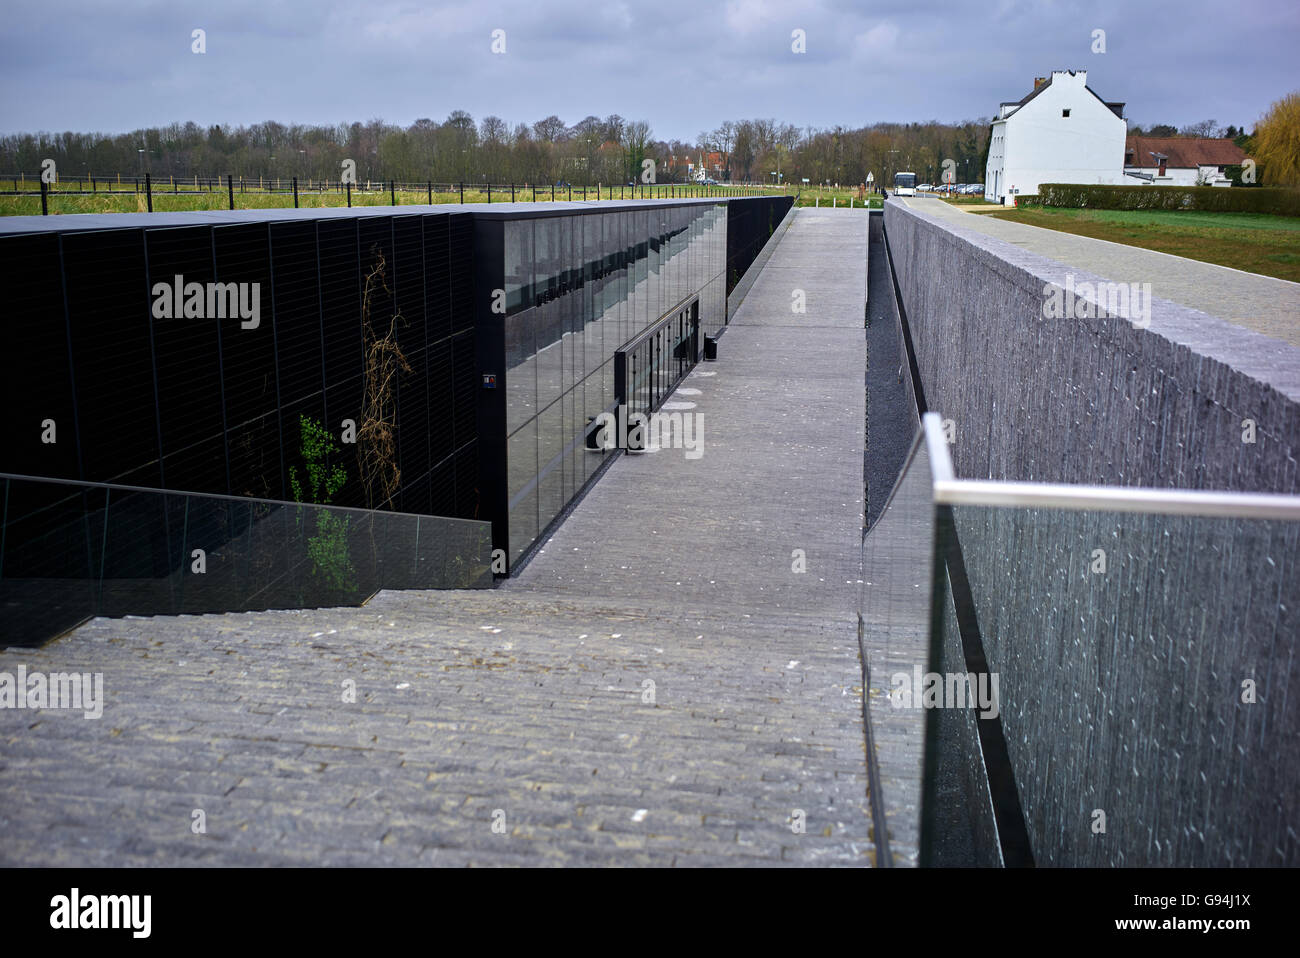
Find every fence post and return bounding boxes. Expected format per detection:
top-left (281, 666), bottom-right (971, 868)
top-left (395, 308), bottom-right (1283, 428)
top-left (347, 181), bottom-right (352, 207)
top-left (227, 174), bottom-right (234, 210)
top-left (145, 173), bottom-right (153, 212)
top-left (293, 176), bottom-right (299, 208)
top-left (567, 184), bottom-right (571, 201)
top-left (40, 179), bottom-right (48, 215)
top-left (551, 184), bottom-right (555, 201)
top-left (511, 184), bottom-right (515, 202)
top-left (487, 184), bottom-right (491, 203)
top-left (391, 180), bottom-right (396, 205)
top-left (428, 181), bottom-right (432, 205)
top-left (460, 182), bottom-right (464, 203)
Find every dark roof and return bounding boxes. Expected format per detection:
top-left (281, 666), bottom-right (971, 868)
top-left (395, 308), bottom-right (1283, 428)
top-left (1123, 137), bottom-right (1247, 169)
top-left (0, 196), bottom-right (734, 236)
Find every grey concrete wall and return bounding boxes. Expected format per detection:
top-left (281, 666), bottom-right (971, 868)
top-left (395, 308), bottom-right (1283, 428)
top-left (884, 199), bottom-right (1300, 866)
top-left (883, 199), bottom-right (1300, 495)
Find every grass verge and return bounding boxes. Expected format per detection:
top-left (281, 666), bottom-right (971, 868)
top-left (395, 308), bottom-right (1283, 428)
top-left (984, 206), bottom-right (1300, 282)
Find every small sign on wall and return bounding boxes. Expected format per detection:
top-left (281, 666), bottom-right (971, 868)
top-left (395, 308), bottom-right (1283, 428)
top-left (482, 373), bottom-right (497, 389)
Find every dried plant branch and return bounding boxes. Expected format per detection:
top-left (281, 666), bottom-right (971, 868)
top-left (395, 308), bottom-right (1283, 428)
top-left (358, 250), bottom-right (412, 513)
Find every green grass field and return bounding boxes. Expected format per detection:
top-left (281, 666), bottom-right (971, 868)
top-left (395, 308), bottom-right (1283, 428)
top-left (985, 206), bottom-right (1300, 283)
top-left (0, 181), bottom-right (788, 216)
top-left (793, 189), bottom-right (880, 209)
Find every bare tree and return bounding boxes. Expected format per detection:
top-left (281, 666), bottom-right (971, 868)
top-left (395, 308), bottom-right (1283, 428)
top-left (532, 115), bottom-right (568, 143)
top-left (1180, 119), bottom-right (1225, 138)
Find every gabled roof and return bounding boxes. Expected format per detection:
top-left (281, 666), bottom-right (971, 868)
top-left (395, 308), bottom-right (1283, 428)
top-left (1123, 136), bottom-right (1246, 169)
top-left (999, 71), bottom-right (1124, 120)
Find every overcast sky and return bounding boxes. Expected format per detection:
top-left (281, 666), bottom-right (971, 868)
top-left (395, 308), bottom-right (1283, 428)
top-left (2, 0), bottom-right (1296, 140)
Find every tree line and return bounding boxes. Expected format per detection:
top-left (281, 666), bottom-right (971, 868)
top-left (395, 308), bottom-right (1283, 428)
top-left (4, 101), bottom-right (1293, 188)
top-left (0, 112), bottom-right (993, 188)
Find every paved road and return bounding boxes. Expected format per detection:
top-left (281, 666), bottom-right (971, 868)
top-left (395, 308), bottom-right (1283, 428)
top-left (0, 209), bottom-right (875, 867)
top-left (904, 196), bottom-right (1300, 348)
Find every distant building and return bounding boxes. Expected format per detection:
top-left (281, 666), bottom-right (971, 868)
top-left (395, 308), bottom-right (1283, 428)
top-left (688, 152), bottom-right (726, 183)
top-left (984, 70), bottom-right (1127, 204)
top-left (1123, 136), bottom-right (1246, 187)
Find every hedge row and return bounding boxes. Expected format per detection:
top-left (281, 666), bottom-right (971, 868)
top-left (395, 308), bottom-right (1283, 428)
top-left (1037, 183), bottom-right (1300, 217)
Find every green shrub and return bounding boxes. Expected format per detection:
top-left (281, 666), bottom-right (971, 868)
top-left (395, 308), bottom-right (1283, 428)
top-left (289, 414), bottom-right (355, 595)
top-left (1037, 183), bottom-right (1300, 216)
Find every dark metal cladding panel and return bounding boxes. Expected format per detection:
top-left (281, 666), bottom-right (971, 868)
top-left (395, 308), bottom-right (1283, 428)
top-left (213, 222), bottom-right (281, 501)
top-left (61, 228), bottom-right (160, 489)
top-left (0, 232), bottom-right (77, 482)
top-left (145, 225), bottom-right (226, 496)
top-left (392, 215), bottom-right (429, 510)
top-left (423, 214), bottom-right (452, 345)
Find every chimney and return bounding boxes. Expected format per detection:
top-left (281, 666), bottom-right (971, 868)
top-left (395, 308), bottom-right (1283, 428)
top-left (1033, 77), bottom-right (1048, 88)
top-left (1159, 157), bottom-right (1167, 176)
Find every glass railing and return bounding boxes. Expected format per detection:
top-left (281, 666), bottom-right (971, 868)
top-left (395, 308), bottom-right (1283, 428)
top-left (949, 501), bottom-right (1298, 867)
top-left (860, 426), bottom-right (937, 868)
top-left (1, 474), bottom-right (494, 648)
top-left (860, 413), bottom-right (1300, 867)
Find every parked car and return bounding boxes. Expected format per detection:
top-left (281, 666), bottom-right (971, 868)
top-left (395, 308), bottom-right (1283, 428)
top-left (917, 184), bottom-right (932, 192)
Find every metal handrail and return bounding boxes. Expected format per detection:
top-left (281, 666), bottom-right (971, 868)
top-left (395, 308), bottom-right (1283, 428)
top-left (920, 413), bottom-right (1300, 519)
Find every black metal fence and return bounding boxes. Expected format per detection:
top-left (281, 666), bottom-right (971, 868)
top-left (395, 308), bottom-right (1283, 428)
top-left (2, 173), bottom-right (785, 215)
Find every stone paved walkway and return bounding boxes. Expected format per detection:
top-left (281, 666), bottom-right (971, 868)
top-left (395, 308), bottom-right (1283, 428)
top-left (0, 209), bottom-right (875, 866)
top-left (904, 196), bottom-right (1300, 348)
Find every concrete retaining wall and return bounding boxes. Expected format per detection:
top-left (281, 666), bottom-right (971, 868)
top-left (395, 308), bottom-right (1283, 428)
top-left (883, 199), bottom-right (1300, 494)
top-left (884, 199), bottom-right (1300, 866)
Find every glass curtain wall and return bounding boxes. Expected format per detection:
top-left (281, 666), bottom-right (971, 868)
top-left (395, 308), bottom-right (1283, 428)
top-left (501, 203), bottom-right (726, 563)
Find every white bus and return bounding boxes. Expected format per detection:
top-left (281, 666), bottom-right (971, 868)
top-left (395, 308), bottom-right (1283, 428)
top-left (893, 171), bottom-right (916, 196)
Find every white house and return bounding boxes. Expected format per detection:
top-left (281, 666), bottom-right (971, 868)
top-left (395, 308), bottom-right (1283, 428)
top-left (984, 70), bottom-right (1128, 204)
top-left (1122, 137), bottom-right (1246, 187)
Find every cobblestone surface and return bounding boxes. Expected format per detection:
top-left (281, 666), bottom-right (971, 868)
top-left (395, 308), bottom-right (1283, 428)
top-left (0, 209), bottom-right (874, 867)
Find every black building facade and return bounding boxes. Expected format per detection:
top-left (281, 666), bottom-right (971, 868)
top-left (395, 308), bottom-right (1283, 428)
top-left (0, 194), bottom-right (791, 638)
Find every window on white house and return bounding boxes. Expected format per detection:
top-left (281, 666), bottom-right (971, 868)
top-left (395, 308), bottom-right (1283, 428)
top-left (1062, 109), bottom-right (1071, 117)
